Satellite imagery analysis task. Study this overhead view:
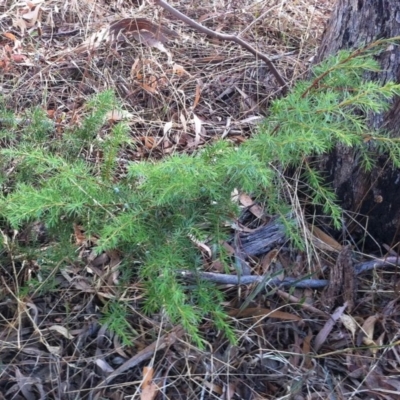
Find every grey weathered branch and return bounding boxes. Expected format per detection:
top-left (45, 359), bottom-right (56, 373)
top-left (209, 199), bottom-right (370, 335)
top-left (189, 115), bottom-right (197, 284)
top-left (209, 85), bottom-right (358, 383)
top-left (154, 0), bottom-right (287, 92)
top-left (354, 256), bottom-right (400, 275)
top-left (179, 270), bottom-right (329, 289)
top-left (178, 256), bottom-right (400, 289)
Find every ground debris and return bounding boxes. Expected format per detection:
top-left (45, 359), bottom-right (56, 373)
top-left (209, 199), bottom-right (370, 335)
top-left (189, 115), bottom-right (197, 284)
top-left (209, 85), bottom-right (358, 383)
top-left (6, 1), bottom-right (400, 399)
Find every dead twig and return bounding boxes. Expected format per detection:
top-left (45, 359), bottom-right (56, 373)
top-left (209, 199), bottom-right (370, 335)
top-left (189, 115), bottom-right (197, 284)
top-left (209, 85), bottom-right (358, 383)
top-left (276, 289), bottom-right (329, 318)
top-left (94, 326), bottom-right (184, 389)
top-left (154, 0), bottom-right (287, 92)
top-left (354, 255), bottom-right (400, 274)
top-left (178, 270), bottom-right (329, 288)
top-left (179, 255), bottom-right (400, 290)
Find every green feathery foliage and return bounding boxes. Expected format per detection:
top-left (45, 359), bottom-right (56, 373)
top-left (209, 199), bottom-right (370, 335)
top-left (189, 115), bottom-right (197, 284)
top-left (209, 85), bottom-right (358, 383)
top-left (1, 46), bottom-right (400, 346)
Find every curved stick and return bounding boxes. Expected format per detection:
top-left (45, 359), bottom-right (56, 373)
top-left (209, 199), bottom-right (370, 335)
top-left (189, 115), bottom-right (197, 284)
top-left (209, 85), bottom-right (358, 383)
top-left (154, 0), bottom-right (287, 92)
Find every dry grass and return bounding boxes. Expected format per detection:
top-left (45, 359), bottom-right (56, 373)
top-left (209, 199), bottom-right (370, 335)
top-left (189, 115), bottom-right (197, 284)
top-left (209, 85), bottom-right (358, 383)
top-left (1, 0), bottom-right (329, 157)
top-left (1, 0), bottom-right (400, 399)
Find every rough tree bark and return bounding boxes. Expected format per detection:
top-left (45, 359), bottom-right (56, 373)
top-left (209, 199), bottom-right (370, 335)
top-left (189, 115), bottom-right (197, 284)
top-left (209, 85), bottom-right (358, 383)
top-left (315, 0), bottom-right (400, 250)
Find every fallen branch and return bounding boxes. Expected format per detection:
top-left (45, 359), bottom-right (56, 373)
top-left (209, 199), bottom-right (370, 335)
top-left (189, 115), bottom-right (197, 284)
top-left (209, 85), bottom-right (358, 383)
top-left (179, 270), bottom-right (329, 289)
top-left (178, 256), bottom-right (400, 289)
top-left (354, 255), bottom-right (400, 274)
top-left (154, 0), bottom-right (287, 92)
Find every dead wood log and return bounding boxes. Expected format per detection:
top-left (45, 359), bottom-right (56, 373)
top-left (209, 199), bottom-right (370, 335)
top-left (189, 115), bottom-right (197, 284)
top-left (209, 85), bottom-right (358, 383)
top-left (237, 219), bottom-right (286, 257)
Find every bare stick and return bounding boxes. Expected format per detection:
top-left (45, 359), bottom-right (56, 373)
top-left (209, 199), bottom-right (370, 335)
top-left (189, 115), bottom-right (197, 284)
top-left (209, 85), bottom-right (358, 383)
top-left (94, 326), bottom-right (183, 389)
top-left (179, 270), bottom-right (329, 289)
top-left (276, 289), bottom-right (329, 317)
top-left (154, 0), bottom-right (287, 92)
top-left (178, 256), bottom-right (400, 290)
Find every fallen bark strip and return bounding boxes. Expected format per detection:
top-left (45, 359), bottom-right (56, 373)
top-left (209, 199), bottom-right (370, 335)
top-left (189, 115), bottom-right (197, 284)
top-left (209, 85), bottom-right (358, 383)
top-left (154, 0), bottom-right (287, 91)
top-left (179, 256), bottom-right (400, 289)
top-left (238, 221), bottom-right (286, 256)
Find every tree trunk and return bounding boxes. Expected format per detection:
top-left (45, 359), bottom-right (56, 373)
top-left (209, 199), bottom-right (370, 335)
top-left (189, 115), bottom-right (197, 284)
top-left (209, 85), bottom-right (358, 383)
top-left (315, 0), bottom-right (400, 251)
